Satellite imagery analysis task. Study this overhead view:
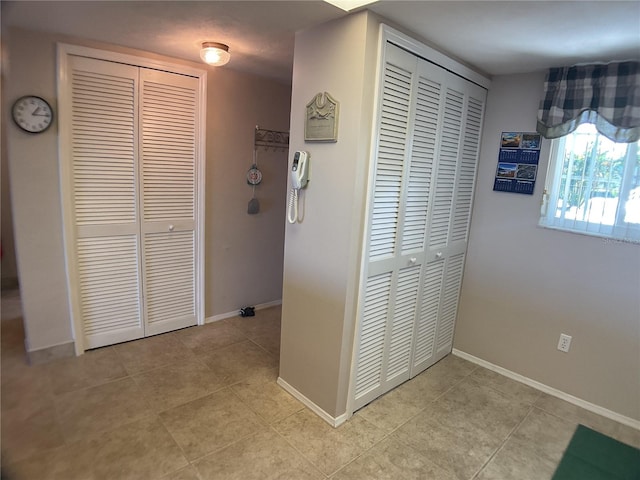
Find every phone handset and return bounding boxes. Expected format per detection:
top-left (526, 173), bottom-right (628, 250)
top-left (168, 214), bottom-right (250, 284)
top-left (288, 151), bottom-right (309, 224)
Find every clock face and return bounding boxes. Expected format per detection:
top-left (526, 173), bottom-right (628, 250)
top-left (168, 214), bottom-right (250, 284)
top-left (247, 165), bottom-right (263, 185)
top-left (12, 96), bottom-right (53, 133)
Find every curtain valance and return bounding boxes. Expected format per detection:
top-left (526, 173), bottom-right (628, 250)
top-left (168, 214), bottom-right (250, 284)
top-left (536, 61), bottom-right (640, 143)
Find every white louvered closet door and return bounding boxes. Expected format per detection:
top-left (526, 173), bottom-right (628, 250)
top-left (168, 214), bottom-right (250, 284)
top-left (139, 69), bottom-right (198, 336)
top-left (410, 63), bottom-right (487, 376)
top-left (354, 45), bottom-right (424, 410)
top-left (68, 56), bottom-right (144, 349)
top-left (353, 43), bottom-right (486, 410)
top-left (65, 55), bottom-right (201, 349)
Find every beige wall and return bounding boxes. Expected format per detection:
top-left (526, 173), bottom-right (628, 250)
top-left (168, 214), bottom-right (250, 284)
top-left (280, 11), bottom-right (380, 418)
top-left (205, 69), bottom-right (290, 316)
top-left (455, 72), bottom-right (640, 421)
top-left (3, 27), bottom-right (290, 353)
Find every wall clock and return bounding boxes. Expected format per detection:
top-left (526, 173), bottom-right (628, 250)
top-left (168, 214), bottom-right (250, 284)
top-left (246, 164), bottom-right (263, 185)
top-left (12, 96), bottom-right (53, 133)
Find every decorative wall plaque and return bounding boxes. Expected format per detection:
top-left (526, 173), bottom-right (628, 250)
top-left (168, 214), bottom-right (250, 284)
top-left (305, 92), bottom-right (338, 142)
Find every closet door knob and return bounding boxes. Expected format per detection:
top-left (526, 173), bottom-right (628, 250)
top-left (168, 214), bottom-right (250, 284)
top-left (435, 252), bottom-right (443, 259)
top-left (409, 257), bottom-right (417, 265)
top-left (168, 224), bottom-right (175, 231)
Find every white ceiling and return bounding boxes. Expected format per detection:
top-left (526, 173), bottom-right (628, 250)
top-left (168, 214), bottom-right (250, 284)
top-left (2, 1), bottom-right (639, 84)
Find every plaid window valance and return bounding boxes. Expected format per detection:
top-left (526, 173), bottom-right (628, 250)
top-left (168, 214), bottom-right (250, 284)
top-left (537, 61), bottom-right (640, 143)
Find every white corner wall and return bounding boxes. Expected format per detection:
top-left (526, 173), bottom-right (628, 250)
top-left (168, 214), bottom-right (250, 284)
top-left (279, 11), bottom-right (380, 418)
top-left (3, 28), bottom-right (73, 351)
top-left (455, 72), bottom-right (640, 421)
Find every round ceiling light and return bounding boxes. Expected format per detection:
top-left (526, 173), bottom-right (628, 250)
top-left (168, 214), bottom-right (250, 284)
top-left (200, 42), bottom-right (231, 67)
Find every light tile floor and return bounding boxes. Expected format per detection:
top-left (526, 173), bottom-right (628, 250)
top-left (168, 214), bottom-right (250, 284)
top-left (1, 288), bottom-right (638, 479)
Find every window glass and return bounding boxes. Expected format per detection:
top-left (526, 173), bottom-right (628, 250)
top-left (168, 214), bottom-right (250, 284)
top-left (541, 123), bottom-right (640, 242)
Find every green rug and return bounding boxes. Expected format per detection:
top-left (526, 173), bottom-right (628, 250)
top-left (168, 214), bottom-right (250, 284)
top-left (552, 424), bottom-right (640, 480)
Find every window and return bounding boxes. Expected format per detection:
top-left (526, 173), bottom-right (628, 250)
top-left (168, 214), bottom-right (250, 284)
top-left (540, 123), bottom-right (640, 242)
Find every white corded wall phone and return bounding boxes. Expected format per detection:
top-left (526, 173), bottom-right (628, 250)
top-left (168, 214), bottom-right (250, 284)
top-left (287, 151), bottom-right (309, 224)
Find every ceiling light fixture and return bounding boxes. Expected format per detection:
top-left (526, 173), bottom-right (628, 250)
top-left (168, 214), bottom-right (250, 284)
top-left (200, 42), bottom-right (230, 66)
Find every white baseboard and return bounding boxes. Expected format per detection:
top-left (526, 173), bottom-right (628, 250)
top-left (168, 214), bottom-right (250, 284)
top-left (205, 299), bottom-right (283, 324)
top-left (452, 348), bottom-right (640, 431)
top-left (277, 377), bottom-right (348, 428)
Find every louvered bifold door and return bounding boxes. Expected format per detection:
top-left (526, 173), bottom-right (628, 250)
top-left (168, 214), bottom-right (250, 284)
top-left (68, 56), bottom-right (144, 349)
top-left (139, 69), bottom-right (199, 336)
top-left (405, 64), bottom-right (449, 376)
top-left (354, 44), bottom-right (422, 410)
top-left (420, 65), bottom-right (487, 368)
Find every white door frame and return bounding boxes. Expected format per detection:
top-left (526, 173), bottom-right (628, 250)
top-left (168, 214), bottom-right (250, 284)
top-left (57, 43), bottom-right (207, 355)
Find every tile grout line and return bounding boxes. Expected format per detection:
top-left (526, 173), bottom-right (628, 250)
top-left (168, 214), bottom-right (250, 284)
top-left (245, 335), bottom-right (280, 359)
top-left (269, 423), bottom-right (332, 479)
top-left (341, 367), bottom-right (480, 480)
top-left (154, 415), bottom-right (193, 476)
top-left (54, 373), bottom-right (133, 398)
top-left (355, 363), bottom-right (500, 479)
top-left (156, 397), bottom-right (264, 470)
top-left (381, 367), bottom-right (480, 438)
top-left (532, 401), bottom-right (580, 425)
top-left (226, 384), bottom-right (273, 424)
top-left (186, 429), bottom-right (265, 465)
top-left (149, 383), bottom-right (232, 415)
top-left (470, 403), bottom-right (536, 480)
top-left (268, 420), bottom-right (337, 479)
top-left (51, 377), bottom-right (158, 449)
top-left (358, 410), bottom-right (448, 475)
top-left (166, 374), bottom-right (303, 469)
top-left (327, 413), bottom-right (431, 479)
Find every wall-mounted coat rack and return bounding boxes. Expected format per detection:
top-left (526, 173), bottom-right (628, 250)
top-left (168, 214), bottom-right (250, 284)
top-left (255, 125), bottom-right (289, 151)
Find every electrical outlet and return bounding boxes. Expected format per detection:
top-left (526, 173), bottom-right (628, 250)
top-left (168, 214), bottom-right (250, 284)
top-left (557, 334), bottom-right (572, 353)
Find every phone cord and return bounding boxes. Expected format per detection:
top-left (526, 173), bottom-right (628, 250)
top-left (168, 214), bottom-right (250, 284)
top-left (287, 188), bottom-right (298, 224)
